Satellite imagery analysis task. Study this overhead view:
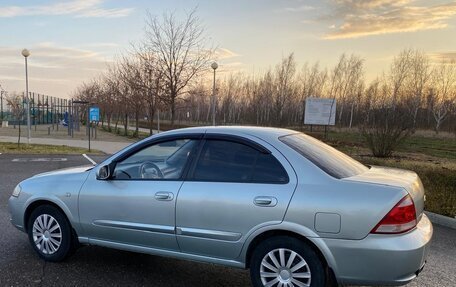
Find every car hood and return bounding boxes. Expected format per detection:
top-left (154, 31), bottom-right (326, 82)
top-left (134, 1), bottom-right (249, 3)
top-left (18, 165), bottom-right (94, 199)
top-left (343, 166), bottom-right (425, 218)
top-left (32, 165), bottom-right (94, 178)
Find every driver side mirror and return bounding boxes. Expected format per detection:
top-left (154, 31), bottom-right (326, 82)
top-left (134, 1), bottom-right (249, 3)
top-left (96, 165), bottom-right (111, 180)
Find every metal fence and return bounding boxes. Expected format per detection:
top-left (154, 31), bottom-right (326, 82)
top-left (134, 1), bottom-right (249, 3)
top-left (0, 91), bottom-right (70, 126)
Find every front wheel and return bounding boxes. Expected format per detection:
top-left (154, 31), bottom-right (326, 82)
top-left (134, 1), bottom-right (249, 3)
top-left (250, 236), bottom-right (326, 287)
top-left (27, 205), bottom-right (73, 262)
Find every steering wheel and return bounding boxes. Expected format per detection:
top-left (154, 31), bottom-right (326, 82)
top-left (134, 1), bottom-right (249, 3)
top-left (139, 161), bottom-right (164, 179)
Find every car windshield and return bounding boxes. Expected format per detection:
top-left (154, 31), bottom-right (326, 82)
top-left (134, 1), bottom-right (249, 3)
top-left (280, 133), bottom-right (368, 179)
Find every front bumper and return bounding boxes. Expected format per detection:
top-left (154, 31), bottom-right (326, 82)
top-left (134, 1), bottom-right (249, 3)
top-left (324, 214), bottom-right (433, 286)
top-left (8, 195), bottom-right (26, 232)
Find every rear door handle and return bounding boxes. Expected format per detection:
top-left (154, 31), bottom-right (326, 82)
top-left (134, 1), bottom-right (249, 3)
top-left (155, 192), bottom-right (174, 201)
top-left (254, 196), bottom-right (277, 207)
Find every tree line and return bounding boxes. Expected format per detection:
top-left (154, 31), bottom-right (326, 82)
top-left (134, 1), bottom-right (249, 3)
top-left (73, 10), bottom-right (456, 156)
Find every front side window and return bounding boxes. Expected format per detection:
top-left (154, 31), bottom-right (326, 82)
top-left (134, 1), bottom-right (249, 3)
top-left (192, 140), bottom-right (288, 183)
top-left (113, 139), bottom-right (197, 180)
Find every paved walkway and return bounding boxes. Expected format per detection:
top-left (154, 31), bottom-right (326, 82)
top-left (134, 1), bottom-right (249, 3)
top-left (1, 123), bottom-right (164, 154)
top-left (0, 136), bottom-right (132, 154)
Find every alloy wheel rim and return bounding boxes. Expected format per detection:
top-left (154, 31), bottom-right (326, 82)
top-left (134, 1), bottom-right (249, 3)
top-left (32, 214), bottom-right (62, 255)
top-left (260, 248), bottom-right (311, 287)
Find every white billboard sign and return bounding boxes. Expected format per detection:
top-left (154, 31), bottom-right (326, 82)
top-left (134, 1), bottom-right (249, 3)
top-left (304, 97), bottom-right (336, 126)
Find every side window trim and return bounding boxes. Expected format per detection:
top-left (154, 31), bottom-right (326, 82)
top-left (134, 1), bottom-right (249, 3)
top-left (180, 138), bottom-right (205, 181)
top-left (186, 138), bottom-right (208, 181)
top-left (203, 134), bottom-right (271, 154)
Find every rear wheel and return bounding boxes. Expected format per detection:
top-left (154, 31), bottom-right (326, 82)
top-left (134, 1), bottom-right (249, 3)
top-left (27, 205), bottom-right (73, 262)
top-left (250, 236), bottom-right (326, 287)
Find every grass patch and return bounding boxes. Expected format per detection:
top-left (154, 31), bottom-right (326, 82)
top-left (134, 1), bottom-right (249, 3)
top-left (398, 135), bottom-right (456, 159)
top-left (101, 126), bottom-right (150, 140)
top-left (137, 120), bottom-right (193, 132)
top-left (0, 142), bottom-right (103, 154)
top-left (309, 130), bottom-right (456, 160)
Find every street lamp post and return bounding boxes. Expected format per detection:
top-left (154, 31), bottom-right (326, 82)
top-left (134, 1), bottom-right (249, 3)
top-left (211, 62), bottom-right (218, 126)
top-left (0, 89), bottom-right (4, 121)
top-left (21, 49), bottom-right (31, 144)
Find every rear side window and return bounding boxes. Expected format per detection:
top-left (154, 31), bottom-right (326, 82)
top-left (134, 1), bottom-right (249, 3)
top-left (252, 153), bottom-right (288, 183)
top-left (192, 140), bottom-right (288, 183)
top-left (280, 133), bottom-right (368, 179)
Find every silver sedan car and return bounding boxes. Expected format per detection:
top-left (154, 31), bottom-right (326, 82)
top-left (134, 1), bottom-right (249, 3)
top-left (8, 126), bottom-right (432, 287)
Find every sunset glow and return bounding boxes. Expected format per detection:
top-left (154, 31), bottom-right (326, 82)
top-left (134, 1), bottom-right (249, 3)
top-left (1, 0), bottom-right (456, 97)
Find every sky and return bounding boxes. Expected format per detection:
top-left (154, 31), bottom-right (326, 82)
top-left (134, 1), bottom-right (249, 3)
top-left (1, 0), bottom-right (456, 98)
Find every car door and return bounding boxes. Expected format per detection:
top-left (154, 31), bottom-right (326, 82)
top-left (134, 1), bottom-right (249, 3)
top-left (175, 134), bottom-right (297, 259)
top-left (79, 136), bottom-right (200, 251)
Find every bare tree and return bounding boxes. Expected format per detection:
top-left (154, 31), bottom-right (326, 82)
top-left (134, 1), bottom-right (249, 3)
top-left (361, 73), bottom-right (413, 157)
top-left (274, 53), bottom-right (297, 125)
top-left (334, 54), bottom-right (364, 125)
top-left (430, 59), bottom-right (456, 133)
top-left (327, 54), bottom-right (361, 126)
top-left (298, 62), bottom-right (328, 126)
top-left (359, 49), bottom-right (416, 157)
top-left (5, 93), bottom-right (25, 146)
top-left (255, 71), bottom-right (275, 125)
top-left (117, 56), bottom-right (147, 136)
top-left (144, 9), bottom-right (213, 126)
top-left (102, 65), bottom-right (122, 132)
top-left (389, 49), bottom-right (413, 106)
top-left (403, 50), bottom-right (431, 131)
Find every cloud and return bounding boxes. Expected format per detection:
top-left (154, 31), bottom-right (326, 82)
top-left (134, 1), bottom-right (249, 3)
top-left (80, 43), bottom-right (120, 48)
top-left (284, 5), bottom-right (315, 12)
top-left (429, 52), bottom-right (456, 63)
top-left (324, 0), bottom-right (456, 39)
top-left (210, 48), bottom-right (244, 74)
top-left (333, 0), bottom-right (412, 10)
top-left (0, 43), bottom-right (112, 97)
top-left (215, 48), bottom-right (240, 60)
top-left (0, 75), bottom-right (22, 82)
top-left (0, 0), bottom-right (133, 18)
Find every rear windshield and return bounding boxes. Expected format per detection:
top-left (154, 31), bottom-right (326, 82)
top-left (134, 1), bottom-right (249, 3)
top-left (279, 133), bottom-right (368, 179)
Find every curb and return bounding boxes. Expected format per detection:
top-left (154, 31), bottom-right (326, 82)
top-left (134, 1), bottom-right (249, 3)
top-left (425, 211), bottom-right (456, 230)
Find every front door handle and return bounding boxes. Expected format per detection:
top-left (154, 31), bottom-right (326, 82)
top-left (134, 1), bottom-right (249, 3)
top-left (254, 196), bottom-right (277, 207)
top-left (155, 192), bottom-right (174, 201)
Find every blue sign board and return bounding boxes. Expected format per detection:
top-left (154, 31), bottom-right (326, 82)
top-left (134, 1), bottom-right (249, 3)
top-left (89, 107), bottom-right (100, 122)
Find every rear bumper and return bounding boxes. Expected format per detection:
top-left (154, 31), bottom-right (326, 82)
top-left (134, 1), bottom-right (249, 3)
top-left (324, 214), bottom-right (433, 286)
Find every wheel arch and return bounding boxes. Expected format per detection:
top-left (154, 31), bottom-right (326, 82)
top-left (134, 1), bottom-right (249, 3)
top-left (23, 199), bottom-right (77, 238)
top-left (243, 228), bottom-right (339, 285)
top-left (245, 230), bottom-right (325, 267)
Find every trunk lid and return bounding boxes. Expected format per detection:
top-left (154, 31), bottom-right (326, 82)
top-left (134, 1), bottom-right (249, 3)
top-left (343, 166), bottom-right (425, 219)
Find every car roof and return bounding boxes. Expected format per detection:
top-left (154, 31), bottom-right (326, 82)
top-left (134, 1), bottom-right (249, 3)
top-left (157, 125), bottom-right (297, 140)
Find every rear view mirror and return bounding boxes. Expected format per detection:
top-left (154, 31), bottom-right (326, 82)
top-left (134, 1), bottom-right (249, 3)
top-left (97, 165), bottom-right (111, 180)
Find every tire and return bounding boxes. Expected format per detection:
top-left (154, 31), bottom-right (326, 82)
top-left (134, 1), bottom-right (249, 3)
top-left (27, 205), bottom-right (73, 262)
top-left (250, 236), bottom-right (326, 287)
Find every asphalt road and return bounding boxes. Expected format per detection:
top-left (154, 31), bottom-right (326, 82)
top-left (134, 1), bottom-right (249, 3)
top-left (0, 154), bottom-right (455, 287)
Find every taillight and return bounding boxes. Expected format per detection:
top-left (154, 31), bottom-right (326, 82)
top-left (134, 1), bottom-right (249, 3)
top-left (371, 195), bottom-right (417, 234)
